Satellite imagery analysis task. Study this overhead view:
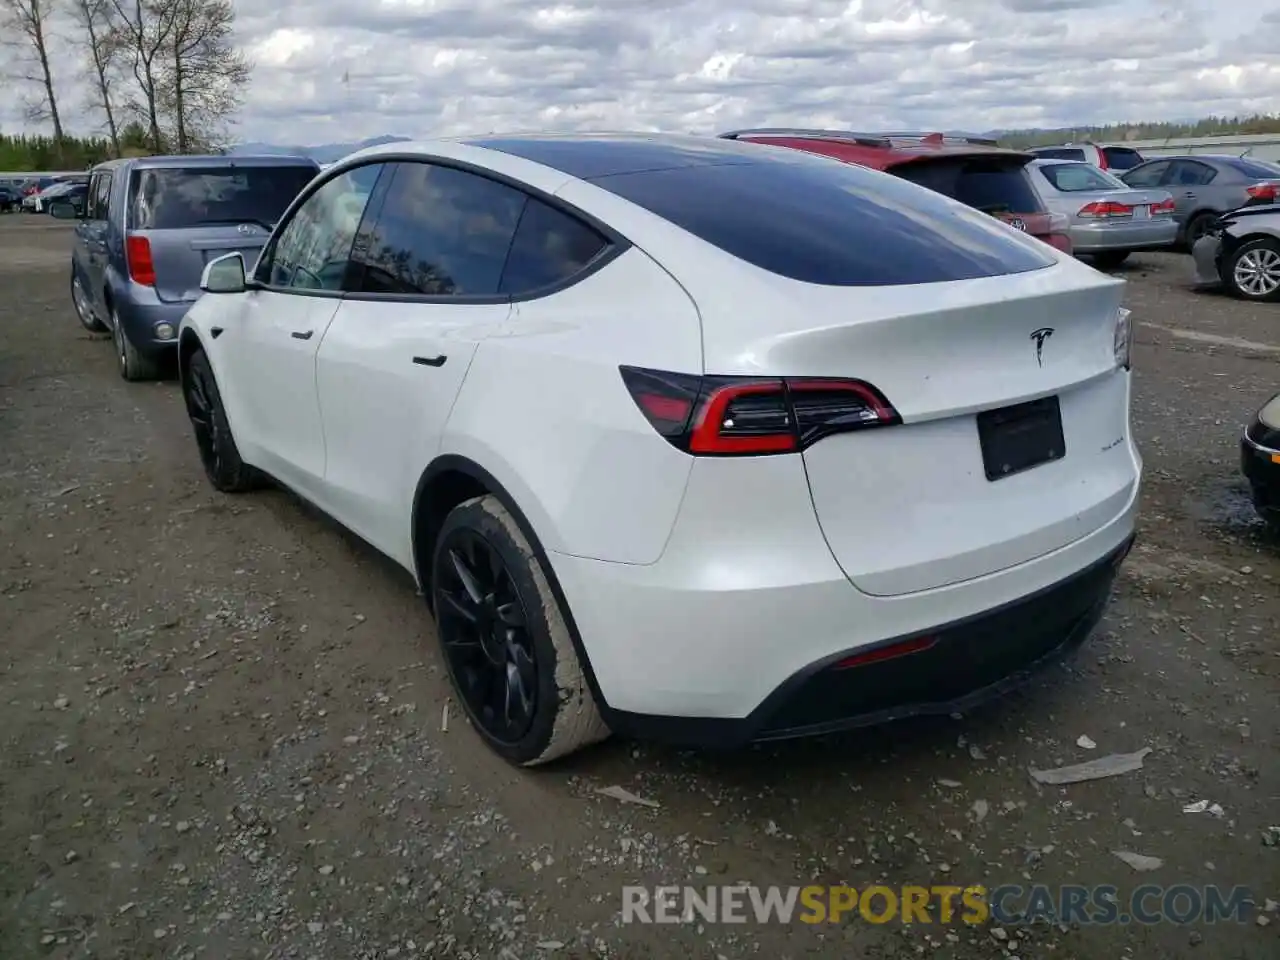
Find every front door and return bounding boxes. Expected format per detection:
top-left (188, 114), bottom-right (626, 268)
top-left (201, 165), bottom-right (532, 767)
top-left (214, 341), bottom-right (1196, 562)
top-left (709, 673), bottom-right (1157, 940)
top-left (221, 162), bottom-right (387, 496)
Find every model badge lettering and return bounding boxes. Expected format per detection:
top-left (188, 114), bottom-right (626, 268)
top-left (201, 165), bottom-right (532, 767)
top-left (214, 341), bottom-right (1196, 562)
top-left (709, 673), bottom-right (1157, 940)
top-left (1030, 327), bottom-right (1054, 367)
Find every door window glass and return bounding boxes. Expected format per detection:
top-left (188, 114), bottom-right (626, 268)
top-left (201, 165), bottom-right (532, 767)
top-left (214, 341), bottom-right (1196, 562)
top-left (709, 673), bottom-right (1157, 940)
top-left (498, 199), bottom-right (609, 295)
top-left (260, 164), bottom-right (383, 291)
top-left (349, 162), bottom-right (525, 297)
top-left (1120, 161), bottom-right (1170, 187)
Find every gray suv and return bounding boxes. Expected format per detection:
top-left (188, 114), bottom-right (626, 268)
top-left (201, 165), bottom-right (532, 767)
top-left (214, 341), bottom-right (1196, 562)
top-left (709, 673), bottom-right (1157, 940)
top-left (53, 154), bottom-right (319, 380)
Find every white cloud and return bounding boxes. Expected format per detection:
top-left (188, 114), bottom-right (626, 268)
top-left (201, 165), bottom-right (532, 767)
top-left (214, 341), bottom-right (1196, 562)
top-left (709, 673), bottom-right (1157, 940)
top-left (3, 0), bottom-right (1278, 147)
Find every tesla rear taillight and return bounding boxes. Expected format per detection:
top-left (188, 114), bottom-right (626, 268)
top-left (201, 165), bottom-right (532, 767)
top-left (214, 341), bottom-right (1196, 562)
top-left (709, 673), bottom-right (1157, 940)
top-left (1078, 201), bottom-right (1133, 219)
top-left (1246, 182), bottom-right (1278, 203)
top-left (126, 234), bottom-right (156, 286)
top-left (620, 366), bottom-right (901, 456)
top-left (1149, 198), bottom-right (1175, 217)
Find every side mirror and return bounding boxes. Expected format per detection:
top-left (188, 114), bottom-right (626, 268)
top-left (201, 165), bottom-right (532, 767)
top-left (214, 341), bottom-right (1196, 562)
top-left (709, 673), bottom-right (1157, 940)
top-left (48, 201), bottom-right (79, 220)
top-left (200, 252), bottom-right (247, 294)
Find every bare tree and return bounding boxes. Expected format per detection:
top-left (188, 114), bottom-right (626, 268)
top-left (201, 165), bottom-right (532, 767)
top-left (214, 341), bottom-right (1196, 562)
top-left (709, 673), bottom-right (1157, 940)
top-left (70, 0), bottom-right (123, 155)
top-left (160, 0), bottom-right (249, 152)
top-left (0, 0), bottom-right (66, 142)
top-left (108, 0), bottom-right (176, 152)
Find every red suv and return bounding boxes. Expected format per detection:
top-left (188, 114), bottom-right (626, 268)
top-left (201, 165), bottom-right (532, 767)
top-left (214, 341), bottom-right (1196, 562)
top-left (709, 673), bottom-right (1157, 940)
top-left (719, 129), bottom-right (1073, 254)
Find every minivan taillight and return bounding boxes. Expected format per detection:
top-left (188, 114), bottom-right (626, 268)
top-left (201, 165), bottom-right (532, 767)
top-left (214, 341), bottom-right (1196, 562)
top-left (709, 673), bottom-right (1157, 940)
top-left (619, 366), bottom-right (901, 456)
top-left (126, 234), bottom-right (156, 286)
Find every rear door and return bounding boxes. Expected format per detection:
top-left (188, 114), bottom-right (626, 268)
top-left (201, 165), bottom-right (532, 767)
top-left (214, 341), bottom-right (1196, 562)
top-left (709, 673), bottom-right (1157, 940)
top-left (79, 172), bottom-right (113, 318)
top-left (314, 160), bottom-right (530, 562)
top-left (126, 163), bottom-right (317, 304)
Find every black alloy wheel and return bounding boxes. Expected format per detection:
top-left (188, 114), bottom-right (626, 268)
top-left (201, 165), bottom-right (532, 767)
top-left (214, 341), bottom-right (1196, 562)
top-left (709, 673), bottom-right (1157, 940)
top-left (183, 349), bottom-right (258, 492)
top-left (435, 526), bottom-right (539, 744)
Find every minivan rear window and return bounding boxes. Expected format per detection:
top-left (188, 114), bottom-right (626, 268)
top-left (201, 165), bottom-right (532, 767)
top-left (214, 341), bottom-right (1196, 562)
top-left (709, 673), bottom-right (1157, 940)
top-left (128, 165), bottom-right (317, 230)
top-left (1100, 147), bottom-right (1144, 170)
top-left (892, 157), bottom-right (1045, 217)
top-left (590, 159), bottom-right (1055, 286)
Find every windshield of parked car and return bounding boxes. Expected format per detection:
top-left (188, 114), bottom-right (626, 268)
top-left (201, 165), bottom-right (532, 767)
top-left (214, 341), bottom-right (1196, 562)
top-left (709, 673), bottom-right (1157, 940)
top-left (1038, 162), bottom-right (1127, 192)
top-left (128, 165), bottom-right (317, 230)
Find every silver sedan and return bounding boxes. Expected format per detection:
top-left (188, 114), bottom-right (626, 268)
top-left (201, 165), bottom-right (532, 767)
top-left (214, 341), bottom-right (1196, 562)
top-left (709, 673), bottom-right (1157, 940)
top-left (1027, 159), bottom-right (1177, 268)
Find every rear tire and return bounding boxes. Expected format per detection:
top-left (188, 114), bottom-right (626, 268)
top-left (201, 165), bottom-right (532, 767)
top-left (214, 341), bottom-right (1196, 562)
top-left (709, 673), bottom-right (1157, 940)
top-left (431, 495), bottom-right (610, 766)
top-left (1090, 251), bottom-right (1130, 270)
top-left (184, 348), bottom-right (260, 493)
top-left (1223, 237), bottom-right (1280, 303)
top-left (71, 270), bottom-right (107, 333)
top-left (111, 306), bottom-right (161, 382)
top-left (1182, 212), bottom-right (1216, 250)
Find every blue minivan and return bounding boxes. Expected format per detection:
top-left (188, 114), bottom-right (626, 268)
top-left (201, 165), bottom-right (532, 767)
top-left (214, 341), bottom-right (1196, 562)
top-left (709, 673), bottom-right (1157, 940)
top-left (52, 154), bottom-right (318, 380)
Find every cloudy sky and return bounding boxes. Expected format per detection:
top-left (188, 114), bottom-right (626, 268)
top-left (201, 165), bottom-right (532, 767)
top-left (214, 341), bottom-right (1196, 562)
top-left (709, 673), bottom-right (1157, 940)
top-left (5, 0), bottom-right (1280, 146)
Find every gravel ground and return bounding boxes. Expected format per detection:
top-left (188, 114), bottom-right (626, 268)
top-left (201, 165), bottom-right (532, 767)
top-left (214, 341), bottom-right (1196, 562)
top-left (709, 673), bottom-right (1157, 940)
top-left (1, 216), bottom-right (1276, 960)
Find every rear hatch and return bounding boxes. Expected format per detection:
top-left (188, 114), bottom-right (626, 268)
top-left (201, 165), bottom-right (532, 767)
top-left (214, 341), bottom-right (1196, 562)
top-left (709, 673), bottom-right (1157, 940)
top-left (891, 154), bottom-right (1056, 239)
top-left (126, 163), bottom-right (317, 302)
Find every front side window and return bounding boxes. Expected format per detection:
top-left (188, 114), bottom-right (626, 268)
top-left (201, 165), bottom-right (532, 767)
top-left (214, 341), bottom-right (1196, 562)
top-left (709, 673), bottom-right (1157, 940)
top-left (260, 164), bottom-right (383, 292)
top-left (1037, 162), bottom-right (1126, 192)
top-left (92, 172), bottom-right (112, 220)
top-left (128, 164), bottom-right (318, 231)
top-left (1121, 161), bottom-right (1170, 187)
top-left (349, 162), bottom-right (526, 297)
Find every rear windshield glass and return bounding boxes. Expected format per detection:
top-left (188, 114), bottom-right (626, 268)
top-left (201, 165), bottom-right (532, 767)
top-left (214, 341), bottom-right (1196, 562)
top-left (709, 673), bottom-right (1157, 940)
top-left (1101, 147), bottom-right (1144, 170)
top-left (1038, 162), bottom-right (1126, 191)
top-left (892, 158), bottom-right (1045, 216)
top-left (1223, 157), bottom-right (1280, 179)
top-left (590, 158), bottom-right (1055, 286)
top-left (128, 165), bottom-right (316, 230)
top-left (1033, 148), bottom-right (1087, 162)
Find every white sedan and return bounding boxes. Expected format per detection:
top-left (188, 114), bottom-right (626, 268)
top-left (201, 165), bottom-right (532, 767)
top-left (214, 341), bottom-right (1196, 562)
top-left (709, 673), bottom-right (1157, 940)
top-left (177, 133), bottom-right (1141, 766)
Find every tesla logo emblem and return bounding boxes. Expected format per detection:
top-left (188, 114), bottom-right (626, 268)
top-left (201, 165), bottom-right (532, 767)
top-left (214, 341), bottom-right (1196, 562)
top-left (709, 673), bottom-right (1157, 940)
top-left (1030, 327), bottom-right (1055, 366)
top-left (1008, 217), bottom-right (1027, 231)
top-left (237, 223), bottom-right (258, 235)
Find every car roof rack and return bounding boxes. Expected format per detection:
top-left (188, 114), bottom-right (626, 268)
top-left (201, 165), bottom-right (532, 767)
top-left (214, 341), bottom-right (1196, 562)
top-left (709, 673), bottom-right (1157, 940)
top-left (719, 128), bottom-right (1002, 148)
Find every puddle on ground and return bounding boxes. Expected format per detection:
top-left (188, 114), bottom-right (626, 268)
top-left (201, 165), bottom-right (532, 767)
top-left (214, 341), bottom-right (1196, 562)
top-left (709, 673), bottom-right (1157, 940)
top-left (1186, 482), bottom-right (1270, 536)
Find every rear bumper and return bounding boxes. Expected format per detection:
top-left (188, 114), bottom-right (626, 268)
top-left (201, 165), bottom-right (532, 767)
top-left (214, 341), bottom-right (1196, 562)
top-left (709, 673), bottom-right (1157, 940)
top-left (615, 536), bottom-right (1131, 748)
top-left (114, 294), bottom-right (191, 355)
top-left (1069, 219), bottom-right (1177, 253)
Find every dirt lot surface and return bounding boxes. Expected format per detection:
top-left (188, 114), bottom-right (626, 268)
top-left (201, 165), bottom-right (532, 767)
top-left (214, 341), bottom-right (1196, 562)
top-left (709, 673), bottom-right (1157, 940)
top-left (1, 216), bottom-right (1277, 960)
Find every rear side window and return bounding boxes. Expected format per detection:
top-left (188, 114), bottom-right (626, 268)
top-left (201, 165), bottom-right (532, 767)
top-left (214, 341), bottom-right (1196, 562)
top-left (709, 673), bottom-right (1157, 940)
top-left (1101, 147), bottom-right (1144, 170)
top-left (1033, 148), bottom-right (1087, 162)
top-left (1037, 163), bottom-right (1125, 192)
top-left (128, 165), bottom-right (317, 230)
top-left (1120, 160), bottom-right (1170, 187)
top-left (893, 158), bottom-right (1045, 216)
top-left (350, 161), bottom-right (526, 297)
top-left (498, 200), bottom-right (610, 295)
top-left (591, 159), bottom-right (1055, 287)
top-left (1223, 157), bottom-right (1280, 179)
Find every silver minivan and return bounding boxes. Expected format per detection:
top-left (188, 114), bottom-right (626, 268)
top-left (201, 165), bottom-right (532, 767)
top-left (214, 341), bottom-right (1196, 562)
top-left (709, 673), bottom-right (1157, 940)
top-left (54, 154), bottom-right (319, 380)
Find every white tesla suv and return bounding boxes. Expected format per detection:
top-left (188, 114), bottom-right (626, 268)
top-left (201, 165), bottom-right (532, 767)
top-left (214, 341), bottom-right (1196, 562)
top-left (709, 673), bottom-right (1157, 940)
top-left (177, 133), bottom-right (1141, 766)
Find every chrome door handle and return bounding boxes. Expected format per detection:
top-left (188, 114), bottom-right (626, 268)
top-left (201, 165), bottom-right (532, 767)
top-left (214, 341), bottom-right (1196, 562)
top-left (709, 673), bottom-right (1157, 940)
top-left (412, 355), bottom-right (447, 367)
top-left (291, 330), bottom-right (313, 340)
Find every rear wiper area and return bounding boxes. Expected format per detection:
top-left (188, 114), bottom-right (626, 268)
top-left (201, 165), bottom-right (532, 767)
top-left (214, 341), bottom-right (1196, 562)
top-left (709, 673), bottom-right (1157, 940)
top-left (193, 217), bottom-right (275, 230)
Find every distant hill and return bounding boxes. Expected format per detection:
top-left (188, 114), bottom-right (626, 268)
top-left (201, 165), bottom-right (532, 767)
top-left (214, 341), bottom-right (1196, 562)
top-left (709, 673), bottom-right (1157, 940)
top-left (226, 135), bottom-right (411, 164)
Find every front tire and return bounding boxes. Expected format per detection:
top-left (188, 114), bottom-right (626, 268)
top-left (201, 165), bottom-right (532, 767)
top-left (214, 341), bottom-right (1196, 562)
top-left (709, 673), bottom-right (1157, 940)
top-left (184, 349), bottom-right (260, 493)
top-left (1224, 238), bottom-right (1280, 303)
top-left (111, 307), bottom-right (161, 381)
top-left (1089, 251), bottom-right (1130, 270)
top-left (431, 495), bottom-right (609, 766)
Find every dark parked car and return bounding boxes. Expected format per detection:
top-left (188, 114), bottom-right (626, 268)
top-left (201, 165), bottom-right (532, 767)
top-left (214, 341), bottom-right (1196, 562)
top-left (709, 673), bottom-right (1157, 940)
top-left (51, 154), bottom-right (320, 380)
top-left (1190, 203), bottom-right (1280, 302)
top-left (719, 129), bottom-right (1073, 253)
top-left (0, 185), bottom-right (20, 212)
top-left (1241, 392), bottom-right (1280, 534)
top-left (1119, 155), bottom-right (1280, 248)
